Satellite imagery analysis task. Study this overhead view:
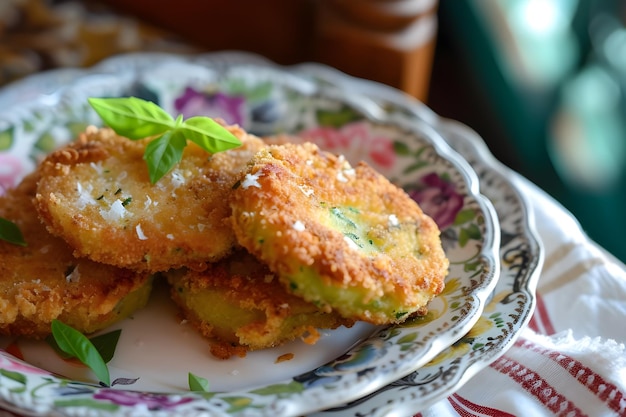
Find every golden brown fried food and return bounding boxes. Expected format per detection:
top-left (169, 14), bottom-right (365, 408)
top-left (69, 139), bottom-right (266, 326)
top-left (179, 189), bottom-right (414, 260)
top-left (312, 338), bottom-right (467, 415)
top-left (166, 249), bottom-right (353, 359)
top-left (230, 142), bottom-right (448, 325)
top-left (35, 125), bottom-right (265, 272)
top-left (0, 173), bottom-right (152, 338)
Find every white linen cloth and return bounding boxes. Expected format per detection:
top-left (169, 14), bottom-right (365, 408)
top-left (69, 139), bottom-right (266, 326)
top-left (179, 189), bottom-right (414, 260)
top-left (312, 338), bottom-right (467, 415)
top-left (419, 177), bottom-right (626, 417)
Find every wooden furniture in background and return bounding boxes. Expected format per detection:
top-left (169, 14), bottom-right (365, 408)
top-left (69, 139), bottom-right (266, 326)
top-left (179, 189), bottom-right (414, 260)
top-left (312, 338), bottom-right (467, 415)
top-left (101, 0), bottom-right (438, 102)
top-left (314, 0), bottom-right (438, 101)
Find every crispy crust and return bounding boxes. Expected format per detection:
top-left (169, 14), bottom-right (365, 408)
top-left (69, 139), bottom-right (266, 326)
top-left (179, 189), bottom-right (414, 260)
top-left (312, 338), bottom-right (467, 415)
top-left (166, 250), bottom-right (353, 359)
top-left (229, 142), bottom-right (448, 325)
top-left (0, 173), bottom-right (152, 338)
top-left (7, 121), bottom-right (448, 353)
top-left (35, 125), bottom-right (265, 272)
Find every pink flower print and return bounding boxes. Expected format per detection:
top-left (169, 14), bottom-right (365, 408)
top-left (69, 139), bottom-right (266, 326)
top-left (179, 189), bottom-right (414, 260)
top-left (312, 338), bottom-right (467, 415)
top-left (410, 172), bottom-right (464, 229)
top-left (94, 389), bottom-right (195, 410)
top-left (0, 155), bottom-right (26, 194)
top-left (174, 87), bottom-right (245, 126)
top-left (300, 121), bottom-right (396, 169)
top-left (0, 352), bottom-right (53, 376)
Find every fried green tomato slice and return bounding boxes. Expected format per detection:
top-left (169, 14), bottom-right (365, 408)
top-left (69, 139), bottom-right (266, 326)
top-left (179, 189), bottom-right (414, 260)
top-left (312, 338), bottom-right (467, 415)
top-left (0, 173), bottom-right (153, 338)
top-left (229, 143), bottom-right (449, 325)
top-left (35, 125), bottom-right (265, 272)
top-left (165, 249), bottom-right (353, 359)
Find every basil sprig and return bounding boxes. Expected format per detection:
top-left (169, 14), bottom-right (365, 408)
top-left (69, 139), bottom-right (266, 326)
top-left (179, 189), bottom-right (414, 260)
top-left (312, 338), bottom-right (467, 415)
top-left (0, 217), bottom-right (26, 246)
top-left (47, 328), bottom-right (121, 363)
top-left (51, 319), bottom-right (111, 386)
top-left (188, 372), bottom-right (209, 392)
top-left (88, 97), bottom-right (242, 183)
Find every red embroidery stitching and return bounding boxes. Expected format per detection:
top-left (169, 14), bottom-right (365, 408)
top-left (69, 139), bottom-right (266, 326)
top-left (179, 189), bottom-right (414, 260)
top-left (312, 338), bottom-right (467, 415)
top-left (516, 339), bottom-right (626, 415)
top-left (491, 355), bottom-right (587, 416)
top-left (531, 293), bottom-right (556, 335)
top-left (448, 393), bottom-right (516, 417)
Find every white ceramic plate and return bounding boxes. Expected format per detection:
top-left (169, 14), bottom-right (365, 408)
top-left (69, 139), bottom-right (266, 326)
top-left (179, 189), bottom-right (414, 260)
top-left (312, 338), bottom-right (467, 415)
top-left (0, 52), bottom-right (500, 416)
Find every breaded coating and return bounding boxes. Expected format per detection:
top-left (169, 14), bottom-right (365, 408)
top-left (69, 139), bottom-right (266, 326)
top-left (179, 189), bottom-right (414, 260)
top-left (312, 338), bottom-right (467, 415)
top-left (35, 125), bottom-right (265, 272)
top-left (0, 173), bottom-right (152, 338)
top-left (166, 250), bottom-right (353, 359)
top-left (230, 143), bottom-right (448, 325)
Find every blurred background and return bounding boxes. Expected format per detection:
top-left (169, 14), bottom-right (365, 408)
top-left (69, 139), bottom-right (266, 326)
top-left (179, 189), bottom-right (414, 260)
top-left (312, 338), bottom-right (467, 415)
top-left (0, 0), bottom-right (624, 262)
top-left (431, 0), bottom-right (626, 264)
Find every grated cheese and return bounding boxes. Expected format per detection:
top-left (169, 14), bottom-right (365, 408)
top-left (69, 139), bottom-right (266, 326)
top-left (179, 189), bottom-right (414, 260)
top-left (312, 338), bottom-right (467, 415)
top-left (170, 169), bottom-right (186, 188)
top-left (75, 181), bottom-right (96, 209)
top-left (100, 199), bottom-right (127, 222)
top-left (65, 265), bottom-right (81, 283)
top-left (388, 214), bottom-right (399, 227)
top-left (336, 156), bottom-right (355, 183)
top-left (298, 185), bottom-right (314, 197)
top-left (90, 162), bottom-right (104, 175)
top-left (292, 220), bottom-right (306, 231)
top-left (136, 224), bottom-right (148, 240)
top-left (344, 235), bottom-right (360, 251)
top-left (144, 195), bottom-right (153, 210)
top-left (241, 172), bottom-right (262, 189)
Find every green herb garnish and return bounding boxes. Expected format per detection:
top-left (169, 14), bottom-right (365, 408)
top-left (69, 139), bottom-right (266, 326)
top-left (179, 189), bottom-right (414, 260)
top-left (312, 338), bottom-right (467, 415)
top-left (0, 217), bottom-right (26, 246)
top-left (88, 329), bottom-right (122, 363)
top-left (50, 319), bottom-right (111, 386)
top-left (188, 372), bottom-right (209, 392)
top-left (47, 328), bottom-right (121, 363)
top-left (88, 97), bottom-right (242, 183)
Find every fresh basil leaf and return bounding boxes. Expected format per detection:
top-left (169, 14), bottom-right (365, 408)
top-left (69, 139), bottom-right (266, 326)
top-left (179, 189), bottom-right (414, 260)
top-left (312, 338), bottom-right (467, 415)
top-left (0, 217), bottom-right (26, 246)
top-left (51, 320), bottom-right (110, 386)
top-left (181, 117), bottom-right (241, 153)
top-left (46, 329), bottom-right (120, 363)
top-left (88, 96), bottom-right (243, 184)
top-left (88, 97), bottom-right (173, 140)
top-left (188, 372), bottom-right (209, 392)
top-left (143, 131), bottom-right (186, 184)
top-left (89, 329), bottom-right (122, 363)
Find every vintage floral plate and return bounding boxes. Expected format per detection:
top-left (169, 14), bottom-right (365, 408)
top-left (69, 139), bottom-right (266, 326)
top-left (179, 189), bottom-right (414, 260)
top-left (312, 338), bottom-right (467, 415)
top-left (0, 53), bottom-right (500, 416)
top-left (299, 71), bottom-right (544, 415)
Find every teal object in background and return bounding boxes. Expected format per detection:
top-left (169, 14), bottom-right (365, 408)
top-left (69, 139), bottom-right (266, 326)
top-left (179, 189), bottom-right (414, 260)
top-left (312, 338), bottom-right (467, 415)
top-left (432, 0), bottom-right (626, 262)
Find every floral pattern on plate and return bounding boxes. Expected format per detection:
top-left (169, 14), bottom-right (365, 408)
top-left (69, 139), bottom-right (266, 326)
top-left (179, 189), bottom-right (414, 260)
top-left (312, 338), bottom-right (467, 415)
top-left (291, 66), bottom-right (544, 414)
top-left (0, 53), bottom-right (500, 417)
top-left (310, 119), bottom-right (544, 416)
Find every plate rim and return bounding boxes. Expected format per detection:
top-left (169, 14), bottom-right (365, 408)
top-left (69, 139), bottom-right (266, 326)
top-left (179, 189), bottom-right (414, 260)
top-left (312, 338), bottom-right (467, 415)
top-left (0, 51), bottom-right (503, 417)
top-left (311, 118), bottom-right (544, 416)
top-left (283, 57), bottom-right (544, 416)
